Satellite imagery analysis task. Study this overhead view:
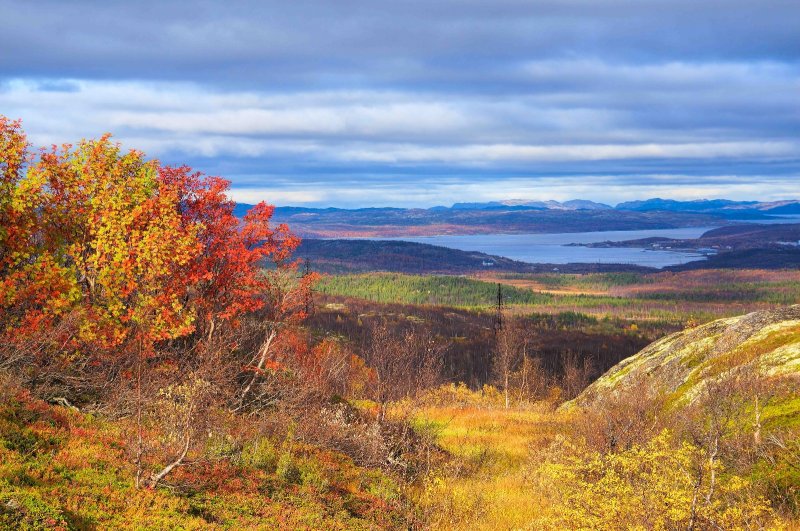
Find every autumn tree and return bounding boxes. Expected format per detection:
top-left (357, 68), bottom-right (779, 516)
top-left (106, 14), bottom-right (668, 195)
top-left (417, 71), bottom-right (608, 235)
top-left (159, 167), bottom-right (303, 340)
top-left (509, 355), bottom-right (551, 404)
top-left (156, 164), bottom-right (317, 412)
top-left (574, 377), bottom-right (666, 453)
top-left (493, 314), bottom-right (528, 408)
top-left (1, 129), bottom-right (201, 395)
top-left (0, 117), bottom-right (315, 486)
top-left (559, 350), bottom-right (595, 400)
top-left (0, 115), bottom-right (311, 380)
top-left (293, 336), bottom-right (372, 399)
top-left (0, 117), bottom-right (28, 270)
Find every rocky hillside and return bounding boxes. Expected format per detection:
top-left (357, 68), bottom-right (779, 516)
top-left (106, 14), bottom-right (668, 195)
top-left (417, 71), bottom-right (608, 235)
top-left (574, 305), bottom-right (800, 410)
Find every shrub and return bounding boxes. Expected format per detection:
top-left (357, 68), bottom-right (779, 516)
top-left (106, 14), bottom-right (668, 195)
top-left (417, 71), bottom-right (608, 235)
top-left (528, 430), bottom-right (779, 529)
top-left (239, 438), bottom-right (278, 472)
top-left (298, 458), bottom-right (330, 491)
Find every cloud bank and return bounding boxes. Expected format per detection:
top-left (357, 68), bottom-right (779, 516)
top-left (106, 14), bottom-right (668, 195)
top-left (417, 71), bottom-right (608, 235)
top-left (1, 0), bottom-right (798, 206)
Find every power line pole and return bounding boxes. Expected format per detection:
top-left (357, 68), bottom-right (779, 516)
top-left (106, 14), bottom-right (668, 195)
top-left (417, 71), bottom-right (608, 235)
top-left (493, 282), bottom-right (504, 335)
top-left (485, 282), bottom-right (505, 388)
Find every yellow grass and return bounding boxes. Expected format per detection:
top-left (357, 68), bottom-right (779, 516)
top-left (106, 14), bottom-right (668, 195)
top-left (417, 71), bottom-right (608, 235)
top-left (395, 395), bottom-right (570, 530)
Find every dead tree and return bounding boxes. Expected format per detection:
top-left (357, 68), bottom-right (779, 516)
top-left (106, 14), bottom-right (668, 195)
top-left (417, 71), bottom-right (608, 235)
top-left (493, 313), bottom-right (527, 408)
top-left (362, 320), bottom-right (447, 421)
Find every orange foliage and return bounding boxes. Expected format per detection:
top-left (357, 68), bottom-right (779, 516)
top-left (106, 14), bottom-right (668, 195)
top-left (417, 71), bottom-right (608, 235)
top-left (0, 116), bottom-right (312, 364)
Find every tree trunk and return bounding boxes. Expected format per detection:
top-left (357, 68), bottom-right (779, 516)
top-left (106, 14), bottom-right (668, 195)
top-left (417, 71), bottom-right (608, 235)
top-left (705, 436), bottom-right (719, 505)
top-left (134, 338), bottom-right (144, 489)
top-left (234, 329), bottom-right (276, 411)
top-left (378, 400), bottom-right (387, 424)
top-left (148, 432), bottom-right (191, 489)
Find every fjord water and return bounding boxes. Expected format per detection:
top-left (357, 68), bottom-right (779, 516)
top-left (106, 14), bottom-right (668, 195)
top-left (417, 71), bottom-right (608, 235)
top-left (391, 227), bottom-right (716, 268)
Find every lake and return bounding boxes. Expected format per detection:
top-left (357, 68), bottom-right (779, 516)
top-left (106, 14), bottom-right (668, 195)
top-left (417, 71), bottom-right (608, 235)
top-left (383, 227), bottom-right (717, 268)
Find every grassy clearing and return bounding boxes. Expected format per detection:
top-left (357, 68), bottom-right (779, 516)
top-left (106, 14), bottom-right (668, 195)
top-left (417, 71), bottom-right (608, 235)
top-left (386, 386), bottom-right (570, 530)
top-left (412, 405), bottom-right (566, 530)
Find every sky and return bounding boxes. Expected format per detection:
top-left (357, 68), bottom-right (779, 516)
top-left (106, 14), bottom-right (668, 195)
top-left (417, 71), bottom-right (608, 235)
top-left (1, 0), bottom-right (798, 208)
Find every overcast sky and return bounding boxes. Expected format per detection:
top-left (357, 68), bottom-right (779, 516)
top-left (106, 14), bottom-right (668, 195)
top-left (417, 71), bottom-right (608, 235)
top-left (1, 0), bottom-right (798, 207)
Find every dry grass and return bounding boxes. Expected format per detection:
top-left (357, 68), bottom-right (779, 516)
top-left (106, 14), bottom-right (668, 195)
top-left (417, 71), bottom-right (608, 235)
top-left (393, 394), bottom-right (570, 530)
top-left (398, 380), bottom-right (800, 530)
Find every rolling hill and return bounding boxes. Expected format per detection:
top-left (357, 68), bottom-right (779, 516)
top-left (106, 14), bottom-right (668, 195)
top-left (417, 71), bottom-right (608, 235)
top-left (295, 239), bottom-right (654, 274)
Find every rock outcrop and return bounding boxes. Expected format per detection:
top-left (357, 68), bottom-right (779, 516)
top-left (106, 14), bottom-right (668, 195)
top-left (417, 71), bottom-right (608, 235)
top-left (574, 305), bottom-right (800, 408)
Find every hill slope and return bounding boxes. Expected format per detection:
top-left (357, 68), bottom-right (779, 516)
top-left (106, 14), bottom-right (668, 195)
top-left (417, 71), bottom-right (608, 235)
top-left (295, 239), bottom-right (654, 274)
top-left (0, 385), bottom-right (410, 529)
top-left (295, 238), bottom-right (531, 274)
top-left (575, 305), bottom-right (800, 411)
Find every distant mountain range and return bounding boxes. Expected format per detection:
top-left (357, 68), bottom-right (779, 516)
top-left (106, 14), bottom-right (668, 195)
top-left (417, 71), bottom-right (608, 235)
top-left (448, 199), bottom-right (613, 211)
top-left (234, 198), bottom-right (800, 218)
top-left (232, 198), bottom-right (800, 238)
top-left (615, 198), bottom-right (800, 215)
top-left (449, 198), bottom-right (800, 215)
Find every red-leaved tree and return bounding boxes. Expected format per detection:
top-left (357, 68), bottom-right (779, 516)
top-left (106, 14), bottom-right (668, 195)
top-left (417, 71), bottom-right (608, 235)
top-left (0, 117), bottom-right (315, 404)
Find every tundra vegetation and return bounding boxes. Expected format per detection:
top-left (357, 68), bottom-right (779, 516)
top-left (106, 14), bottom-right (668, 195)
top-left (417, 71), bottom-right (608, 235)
top-left (1, 116), bottom-right (799, 529)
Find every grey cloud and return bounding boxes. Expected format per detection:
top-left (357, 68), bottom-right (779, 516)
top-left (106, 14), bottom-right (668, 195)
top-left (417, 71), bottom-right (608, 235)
top-left (0, 0), bottom-right (798, 206)
top-left (2, 0), bottom-right (799, 89)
